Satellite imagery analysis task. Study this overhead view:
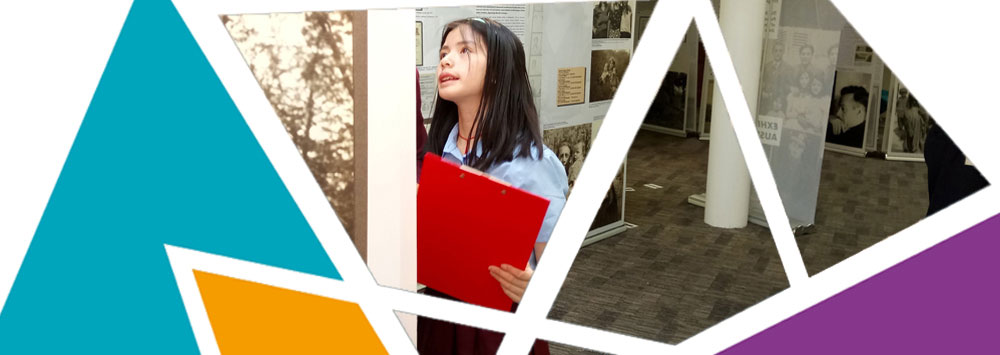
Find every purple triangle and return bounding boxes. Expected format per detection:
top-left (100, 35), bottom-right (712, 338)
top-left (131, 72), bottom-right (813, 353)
top-left (722, 213), bottom-right (1000, 354)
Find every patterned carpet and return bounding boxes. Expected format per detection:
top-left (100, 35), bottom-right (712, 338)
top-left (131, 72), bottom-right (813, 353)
top-left (547, 130), bottom-right (928, 353)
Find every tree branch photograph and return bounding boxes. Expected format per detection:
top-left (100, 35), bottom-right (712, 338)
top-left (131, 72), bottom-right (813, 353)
top-left (223, 12), bottom-right (358, 241)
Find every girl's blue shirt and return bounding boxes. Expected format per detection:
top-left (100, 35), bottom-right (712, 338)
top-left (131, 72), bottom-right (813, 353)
top-left (440, 124), bottom-right (569, 269)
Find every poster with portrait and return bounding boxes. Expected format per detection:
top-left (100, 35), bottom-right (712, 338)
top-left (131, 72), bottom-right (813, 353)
top-left (750, 0), bottom-right (848, 225)
top-left (832, 23), bottom-right (885, 152)
top-left (754, 22), bottom-right (843, 225)
top-left (886, 79), bottom-right (932, 161)
top-left (824, 70), bottom-right (872, 152)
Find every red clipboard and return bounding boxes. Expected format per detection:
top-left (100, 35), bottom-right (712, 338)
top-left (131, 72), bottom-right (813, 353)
top-left (417, 153), bottom-right (550, 311)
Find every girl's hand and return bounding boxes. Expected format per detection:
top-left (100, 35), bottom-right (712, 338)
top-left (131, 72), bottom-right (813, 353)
top-left (488, 264), bottom-right (532, 303)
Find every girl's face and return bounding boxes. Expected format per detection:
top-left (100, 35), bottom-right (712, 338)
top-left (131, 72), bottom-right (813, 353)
top-left (437, 25), bottom-right (488, 104)
top-left (798, 71), bottom-right (810, 89)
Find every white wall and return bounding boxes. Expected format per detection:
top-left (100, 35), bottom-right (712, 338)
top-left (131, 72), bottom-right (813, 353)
top-left (366, 8), bottom-right (417, 343)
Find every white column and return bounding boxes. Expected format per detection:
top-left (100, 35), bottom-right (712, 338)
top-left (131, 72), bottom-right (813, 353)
top-left (704, 0), bottom-right (767, 228)
top-left (366, 9), bottom-right (417, 343)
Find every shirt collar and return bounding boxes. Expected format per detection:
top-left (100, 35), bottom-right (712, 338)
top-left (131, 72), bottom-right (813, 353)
top-left (442, 123), bottom-right (483, 164)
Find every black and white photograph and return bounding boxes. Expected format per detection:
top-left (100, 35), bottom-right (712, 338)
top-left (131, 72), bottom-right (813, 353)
top-left (825, 70), bottom-right (872, 149)
top-left (889, 83), bottom-right (932, 154)
top-left (590, 167), bottom-right (625, 230)
top-left (758, 30), bottom-right (839, 119)
top-left (592, 1), bottom-right (633, 39)
top-left (589, 49), bottom-right (630, 102)
top-left (224, 12), bottom-right (358, 239)
top-left (542, 123), bottom-right (592, 190)
top-left (643, 71), bottom-right (688, 131)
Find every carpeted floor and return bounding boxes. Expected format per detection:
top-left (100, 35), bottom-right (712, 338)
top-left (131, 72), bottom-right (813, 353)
top-left (547, 130), bottom-right (928, 353)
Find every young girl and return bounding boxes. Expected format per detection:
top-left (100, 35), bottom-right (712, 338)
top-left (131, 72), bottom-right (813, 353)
top-left (418, 18), bottom-right (568, 355)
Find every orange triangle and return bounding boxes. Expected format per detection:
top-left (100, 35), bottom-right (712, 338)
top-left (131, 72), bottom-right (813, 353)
top-left (193, 271), bottom-right (388, 354)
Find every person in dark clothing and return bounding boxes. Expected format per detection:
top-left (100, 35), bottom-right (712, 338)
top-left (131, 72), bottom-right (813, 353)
top-left (923, 123), bottom-right (989, 216)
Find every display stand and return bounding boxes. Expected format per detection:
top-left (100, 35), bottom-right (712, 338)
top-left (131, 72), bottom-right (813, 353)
top-left (584, 222), bottom-right (628, 247)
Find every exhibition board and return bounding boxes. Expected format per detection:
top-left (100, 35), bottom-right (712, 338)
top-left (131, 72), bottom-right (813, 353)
top-left (538, 1), bottom-right (634, 238)
top-left (751, 0), bottom-right (847, 227)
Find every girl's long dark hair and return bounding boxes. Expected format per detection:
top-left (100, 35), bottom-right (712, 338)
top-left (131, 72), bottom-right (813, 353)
top-left (425, 18), bottom-right (544, 171)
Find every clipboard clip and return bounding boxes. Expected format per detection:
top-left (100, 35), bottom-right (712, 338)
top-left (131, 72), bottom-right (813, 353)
top-left (458, 164), bottom-right (513, 187)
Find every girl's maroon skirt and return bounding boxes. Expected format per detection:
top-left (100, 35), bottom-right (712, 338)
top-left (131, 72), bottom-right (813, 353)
top-left (417, 288), bottom-right (550, 355)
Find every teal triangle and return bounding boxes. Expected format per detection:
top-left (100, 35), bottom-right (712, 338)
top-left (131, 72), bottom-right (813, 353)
top-left (0, 0), bottom-right (342, 353)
